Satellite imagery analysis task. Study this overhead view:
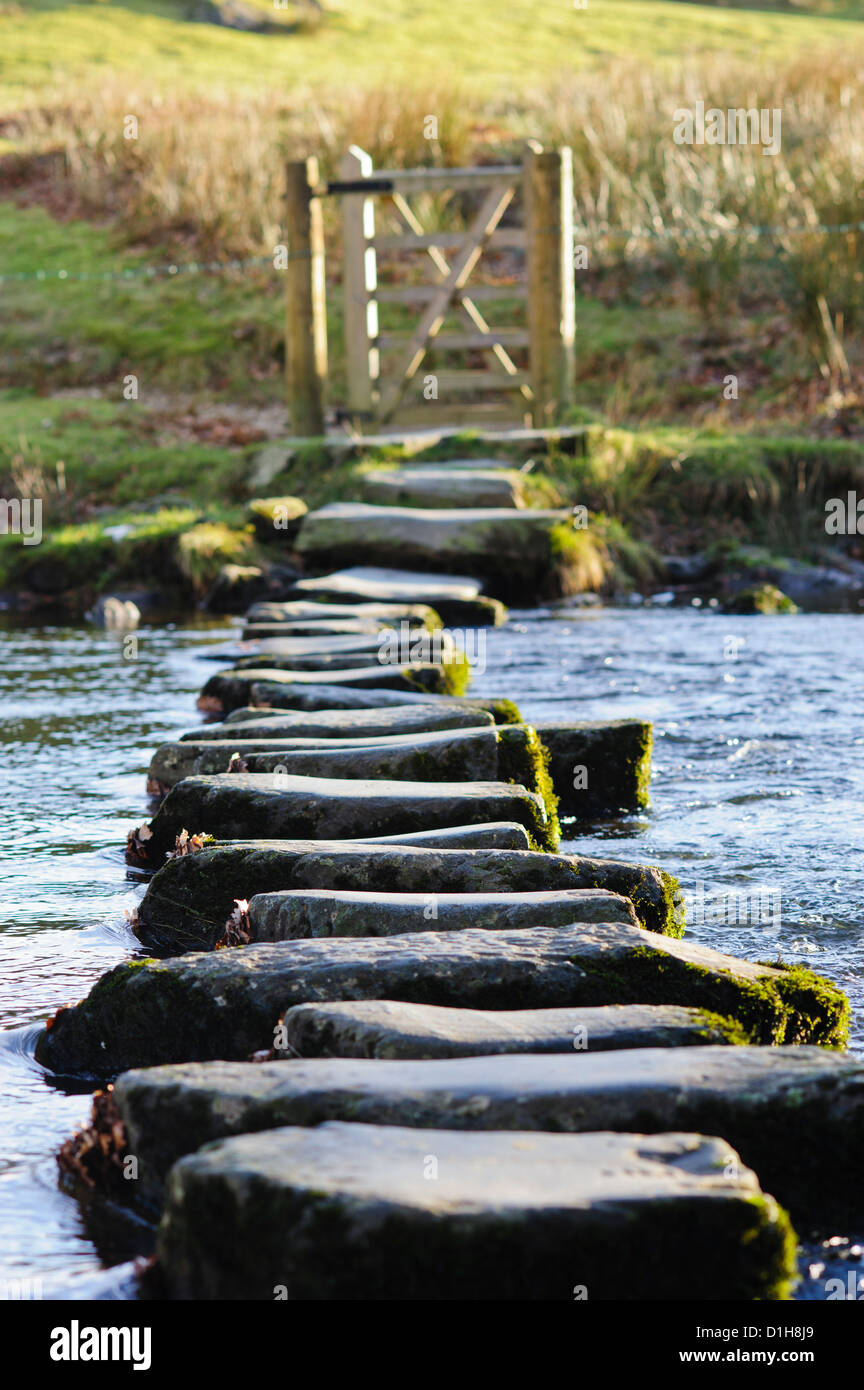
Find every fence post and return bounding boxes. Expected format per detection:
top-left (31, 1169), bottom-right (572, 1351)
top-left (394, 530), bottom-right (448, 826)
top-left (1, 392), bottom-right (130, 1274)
top-left (523, 142), bottom-right (575, 428)
top-left (340, 146), bottom-right (379, 424)
top-left (285, 155), bottom-right (327, 437)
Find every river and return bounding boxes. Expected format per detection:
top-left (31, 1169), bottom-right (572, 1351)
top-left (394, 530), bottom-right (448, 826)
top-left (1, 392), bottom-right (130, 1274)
top-left (0, 606), bottom-right (861, 1299)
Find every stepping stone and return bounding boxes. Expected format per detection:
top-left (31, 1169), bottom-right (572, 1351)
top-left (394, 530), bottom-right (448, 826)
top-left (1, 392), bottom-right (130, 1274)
top-left (235, 633), bottom-right (389, 659)
top-left (228, 652), bottom-right (426, 674)
top-left (244, 887), bottom-right (637, 942)
top-left (198, 673), bottom-right (520, 720)
top-left (197, 662), bottom-right (468, 714)
top-left (537, 720), bottom-right (653, 819)
top-left (35, 922), bottom-right (847, 1079)
top-left (245, 600), bottom-right (441, 627)
top-left (147, 726), bottom-right (556, 813)
top-left (401, 456), bottom-right (525, 471)
top-left (293, 564), bottom-right (482, 603)
top-left (241, 620), bottom-right (387, 640)
top-left (230, 627), bottom-right (461, 672)
top-left (132, 842), bottom-right (682, 952)
top-left (133, 771), bottom-right (556, 867)
top-left (358, 465), bottom-right (526, 510)
top-left (289, 567), bottom-right (507, 627)
top-left (186, 704), bottom-right (495, 742)
top-left (153, 1124), bottom-right (794, 1300)
top-left (348, 823), bottom-right (531, 851)
top-left (279, 1000), bottom-right (739, 1059)
top-left (119, 1047), bottom-right (863, 1230)
top-left (294, 507), bottom-right (576, 604)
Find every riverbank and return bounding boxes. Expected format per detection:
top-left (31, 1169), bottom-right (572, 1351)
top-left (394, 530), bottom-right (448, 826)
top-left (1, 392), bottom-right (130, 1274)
top-left (3, 408), bottom-right (864, 616)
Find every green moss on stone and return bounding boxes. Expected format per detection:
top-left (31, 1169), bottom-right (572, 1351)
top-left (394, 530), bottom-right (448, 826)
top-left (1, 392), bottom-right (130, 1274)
top-left (400, 652), bottom-right (471, 698)
top-left (724, 584), bottom-right (799, 615)
top-left (489, 699), bottom-right (522, 725)
top-left (495, 725), bottom-right (560, 850)
top-left (571, 944), bottom-right (849, 1047)
top-left (694, 1009), bottom-right (753, 1046)
top-left (759, 961), bottom-right (851, 1048)
top-left (248, 496), bottom-right (307, 542)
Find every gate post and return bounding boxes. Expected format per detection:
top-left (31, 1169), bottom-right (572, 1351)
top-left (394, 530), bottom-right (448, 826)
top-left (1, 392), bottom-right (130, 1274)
top-left (523, 142), bottom-right (575, 428)
top-left (340, 146), bottom-right (379, 424)
top-left (284, 155), bottom-right (327, 437)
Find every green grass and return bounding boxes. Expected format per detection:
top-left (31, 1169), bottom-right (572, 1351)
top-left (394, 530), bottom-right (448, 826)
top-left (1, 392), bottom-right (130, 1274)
top-left (0, 391), bottom-right (253, 504)
top-left (4, 0), bottom-right (864, 110)
top-left (0, 502), bottom-right (260, 597)
top-left (0, 202), bottom-right (288, 395)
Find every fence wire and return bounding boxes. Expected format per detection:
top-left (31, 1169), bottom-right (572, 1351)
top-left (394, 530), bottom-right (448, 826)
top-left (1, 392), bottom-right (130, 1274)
top-left (2, 217), bottom-right (863, 284)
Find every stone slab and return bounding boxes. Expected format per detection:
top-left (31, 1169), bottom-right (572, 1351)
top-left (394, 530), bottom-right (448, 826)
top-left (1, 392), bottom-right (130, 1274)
top-left (135, 771), bottom-right (554, 865)
top-left (131, 842), bottom-right (681, 953)
top-left (117, 1044), bottom-right (862, 1225)
top-left (279, 999), bottom-right (739, 1059)
top-left (35, 923), bottom-right (847, 1079)
top-left (153, 1123), bottom-right (793, 1300)
top-left (185, 704), bottom-right (494, 742)
top-left (245, 887), bottom-right (637, 941)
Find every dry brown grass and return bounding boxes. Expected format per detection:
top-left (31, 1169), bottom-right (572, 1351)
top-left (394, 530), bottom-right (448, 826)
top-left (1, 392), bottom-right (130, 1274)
top-left (8, 47), bottom-right (864, 334)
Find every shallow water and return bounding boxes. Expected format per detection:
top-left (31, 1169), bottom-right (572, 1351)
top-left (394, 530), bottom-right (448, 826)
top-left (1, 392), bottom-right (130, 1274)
top-left (0, 607), bottom-right (861, 1298)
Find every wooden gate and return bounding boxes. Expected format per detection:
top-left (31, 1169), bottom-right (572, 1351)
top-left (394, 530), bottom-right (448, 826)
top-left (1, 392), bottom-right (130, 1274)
top-left (284, 144), bottom-right (575, 435)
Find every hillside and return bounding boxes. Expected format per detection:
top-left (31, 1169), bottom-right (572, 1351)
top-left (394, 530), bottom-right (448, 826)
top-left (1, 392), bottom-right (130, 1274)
top-left (2, 0), bottom-right (864, 110)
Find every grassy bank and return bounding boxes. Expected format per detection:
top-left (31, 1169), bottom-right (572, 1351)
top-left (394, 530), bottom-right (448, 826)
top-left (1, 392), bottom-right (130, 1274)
top-left (3, 1), bottom-right (861, 112)
top-left (3, 1), bottom-right (864, 608)
top-left (4, 393), bottom-right (864, 608)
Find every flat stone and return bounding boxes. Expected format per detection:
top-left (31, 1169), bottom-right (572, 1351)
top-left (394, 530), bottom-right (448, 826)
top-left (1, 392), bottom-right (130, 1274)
top-left (134, 1046), bottom-right (854, 1229)
top-left (36, 923), bottom-right (847, 1079)
top-left (236, 633), bottom-right (388, 659)
top-left (245, 887), bottom-right (637, 941)
top-left (241, 620), bottom-right (388, 640)
top-left (231, 653), bottom-right (450, 674)
top-left (153, 1123), bottom-right (794, 1300)
top-left (279, 999), bottom-right (738, 1059)
top-left (358, 466), bottom-right (525, 509)
top-left (294, 508), bottom-right (574, 603)
top-left (197, 662), bottom-right (465, 713)
top-left (291, 565), bottom-right (482, 603)
top-left (344, 823), bottom-right (530, 850)
top-left (147, 725), bottom-right (553, 808)
top-left (536, 720), bottom-right (653, 819)
top-left (185, 705), bottom-right (495, 742)
top-left (230, 627), bottom-right (460, 672)
top-left (122, 1047), bottom-right (864, 1229)
top-left (131, 842), bottom-right (682, 953)
top-left (198, 673), bottom-right (520, 720)
top-left (136, 771), bottom-right (554, 865)
top-left (245, 600), bottom-right (441, 626)
top-left (198, 658), bottom-right (463, 711)
top-left (400, 456), bottom-right (524, 471)
top-left (288, 567), bottom-right (507, 626)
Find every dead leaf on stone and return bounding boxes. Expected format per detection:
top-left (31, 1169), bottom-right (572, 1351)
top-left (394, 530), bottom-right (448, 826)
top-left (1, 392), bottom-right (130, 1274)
top-left (125, 823), bottom-right (153, 865)
top-left (215, 897), bottom-right (251, 950)
top-left (197, 694), bottom-right (224, 716)
top-left (57, 1085), bottom-right (129, 1191)
top-left (167, 828), bottom-right (212, 859)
